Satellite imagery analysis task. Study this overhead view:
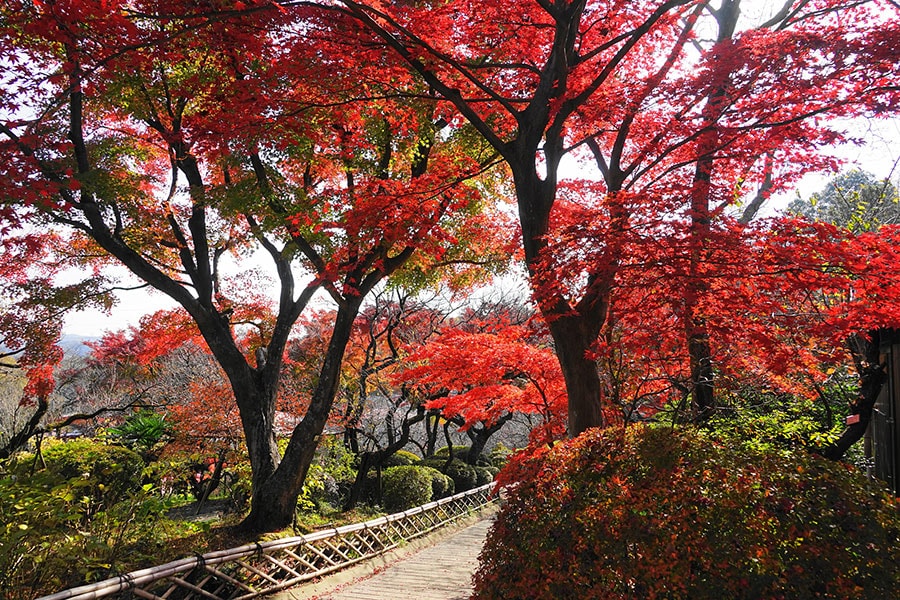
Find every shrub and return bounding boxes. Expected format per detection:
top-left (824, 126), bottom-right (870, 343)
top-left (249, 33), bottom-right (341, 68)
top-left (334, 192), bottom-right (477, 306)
top-left (473, 466), bottom-right (495, 486)
top-left (297, 464), bottom-right (328, 512)
top-left (106, 410), bottom-right (172, 460)
top-left (0, 467), bottom-right (169, 599)
top-left (473, 425), bottom-right (900, 600)
top-left (443, 459), bottom-right (477, 493)
top-left (705, 394), bottom-right (843, 454)
top-left (419, 457), bottom-right (447, 471)
top-left (422, 466), bottom-right (454, 499)
top-left (383, 449), bottom-right (421, 467)
top-left (489, 444), bottom-right (514, 468)
top-left (39, 438), bottom-right (144, 506)
top-left (381, 466), bottom-right (433, 512)
top-left (435, 445), bottom-right (470, 459)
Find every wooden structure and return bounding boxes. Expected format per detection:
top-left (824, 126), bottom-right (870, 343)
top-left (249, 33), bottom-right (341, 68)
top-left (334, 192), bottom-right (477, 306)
top-left (873, 330), bottom-right (900, 494)
top-left (39, 483), bottom-right (495, 600)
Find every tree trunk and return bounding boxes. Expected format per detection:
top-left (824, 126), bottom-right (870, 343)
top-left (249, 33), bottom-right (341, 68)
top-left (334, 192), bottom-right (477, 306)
top-left (682, 0), bottom-right (740, 423)
top-left (549, 317), bottom-right (605, 437)
top-left (239, 297), bottom-right (363, 533)
top-left (514, 170), bottom-right (607, 437)
top-left (424, 411), bottom-right (439, 457)
top-left (465, 414), bottom-right (512, 464)
top-left (0, 394), bottom-right (48, 460)
top-left (822, 331), bottom-right (888, 460)
top-left (686, 318), bottom-right (715, 420)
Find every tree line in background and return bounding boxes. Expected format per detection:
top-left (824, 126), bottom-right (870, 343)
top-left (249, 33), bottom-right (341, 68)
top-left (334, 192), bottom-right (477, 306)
top-left (1, 0), bottom-right (900, 537)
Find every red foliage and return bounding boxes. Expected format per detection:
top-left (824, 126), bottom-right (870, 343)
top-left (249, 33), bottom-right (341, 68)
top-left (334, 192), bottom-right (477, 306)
top-left (397, 321), bottom-right (567, 445)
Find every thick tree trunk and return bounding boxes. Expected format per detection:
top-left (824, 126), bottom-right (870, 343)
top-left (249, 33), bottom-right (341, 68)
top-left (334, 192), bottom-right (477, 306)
top-left (686, 319), bottom-right (715, 420)
top-left (514, 170), bottom-right (607, 437)
top-left (465, 414), bottom-right (512, 464)
top-left (548, 317), bottom-right (604, 437)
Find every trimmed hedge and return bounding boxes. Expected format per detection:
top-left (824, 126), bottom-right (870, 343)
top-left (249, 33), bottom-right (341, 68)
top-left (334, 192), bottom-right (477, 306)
top-left (473, 466), bottom-right (495, 486)
top-left (421, 466), bottom-right (455, 499)
top-left (381, 466), bottom-right (433, 512)
top-left (383, 449), bottom-right (421, 467)
top-left (443, 459), bottom-right (478, 492)
top-left (473, 425), bottom-right (900, 600)
top-left (435, 445), bottom-right (470, 458)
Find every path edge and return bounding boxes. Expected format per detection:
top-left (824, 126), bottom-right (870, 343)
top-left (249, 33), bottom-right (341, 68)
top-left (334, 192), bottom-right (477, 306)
top-left (272, 504), bottom-right (499, 600)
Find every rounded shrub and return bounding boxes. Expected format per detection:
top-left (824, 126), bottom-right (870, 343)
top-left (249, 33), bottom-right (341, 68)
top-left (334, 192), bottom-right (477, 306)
top-left (473, 425), bottom-right (900, 600)
top-left (443, 459), bottom-right (477, 493)
top-left (383, 449), bottom-right (421, 467)
top-left (473, 466), bottom-right (495, 486)
top-left (435, 445), bottom-right (470, 459)
top-left (489, 444), bottom-right (514, 468)
top-left (421, 466), bottom-right (454, 499)
top-left (381, 465), bottom-right (433, 512)
top-left (419, 457), bottom-right (447, 471)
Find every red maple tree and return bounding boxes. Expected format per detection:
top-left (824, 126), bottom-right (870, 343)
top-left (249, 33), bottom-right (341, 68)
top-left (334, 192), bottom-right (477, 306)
top-left (329, 0), bottom-right (900, 433)
top-left (0, 0), bottom-right (510, 531)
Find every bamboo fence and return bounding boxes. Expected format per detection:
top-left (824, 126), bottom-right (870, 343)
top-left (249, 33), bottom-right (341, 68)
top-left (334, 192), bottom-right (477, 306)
top-left (38, 483), bottom-right (496, 600)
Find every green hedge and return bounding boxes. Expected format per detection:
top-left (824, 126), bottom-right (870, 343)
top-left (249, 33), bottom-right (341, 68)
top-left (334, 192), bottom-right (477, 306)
top-left (381, 466), bottom-right (433, 512)
top-left (473, 425), bottom-right (900, 600)
top-left (383, 449), bottom-right (421, 467)
top-left (422, 466), bottom-right (454, 499)
top-left (443, 459), bottom-right (478, 492)
top-left (473, 466), bottom-right (495, 486)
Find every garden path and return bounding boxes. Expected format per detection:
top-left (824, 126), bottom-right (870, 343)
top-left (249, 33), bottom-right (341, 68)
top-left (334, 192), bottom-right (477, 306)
top-left (273, 513), bottom-right (494, 600)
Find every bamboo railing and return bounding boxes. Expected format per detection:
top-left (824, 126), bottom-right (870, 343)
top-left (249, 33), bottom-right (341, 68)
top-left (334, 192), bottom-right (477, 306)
top-left (39, 483), bottom-right (495, 600)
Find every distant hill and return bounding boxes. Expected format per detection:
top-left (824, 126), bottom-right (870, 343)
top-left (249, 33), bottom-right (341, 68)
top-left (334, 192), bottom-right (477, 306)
top-left (59, 334), bottom-right (98, 357)
top-left (0, 334), bottom-right (97, 361)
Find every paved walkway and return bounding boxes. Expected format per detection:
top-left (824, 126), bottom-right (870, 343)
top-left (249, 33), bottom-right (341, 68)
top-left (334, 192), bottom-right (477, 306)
top-left (274, 513), bottom-right (494, 600)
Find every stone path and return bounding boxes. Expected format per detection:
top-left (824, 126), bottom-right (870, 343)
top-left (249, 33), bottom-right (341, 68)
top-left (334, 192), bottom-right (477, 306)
top-left (274, 514), bottom-right (493, 600)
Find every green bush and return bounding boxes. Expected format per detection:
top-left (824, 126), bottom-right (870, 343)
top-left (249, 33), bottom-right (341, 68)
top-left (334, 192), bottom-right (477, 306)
top-left (421, 466), bottom-right (454, 499)
top-left (473, 425), bottom-right (900, 600)
top-left (419, 457), bottom-right (447, 471)
top-left (435, 445), bottom-right (470, 459)
top-left (383, 449), bottom-right (421, 467)
top-left (473, 466), bottom-right (495, 486)
top-left (705, 395), bottom-right (843, 453)
top-left (381, 466), bottom-right (433, 512)
top-left (489, 444), bottom-right (514, 468)
top-left (443, 459), bottom-right (477, 492)
top-left (0, 467), bottom-right (169, 600)
top-left (39, 438), bottom-right (144, 506)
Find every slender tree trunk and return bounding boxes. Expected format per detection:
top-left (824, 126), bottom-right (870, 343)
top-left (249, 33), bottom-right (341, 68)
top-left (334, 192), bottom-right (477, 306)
top-left (0, 394), bottom-right (48, 460)
top-left (239, 298), bottom-right (363, 532)
top-left (682, 0), bottom-right (740, 422)
top-left (424, 411), bottom-right (439, 457)
top-left (822, 331), bottom-right (888, 460)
